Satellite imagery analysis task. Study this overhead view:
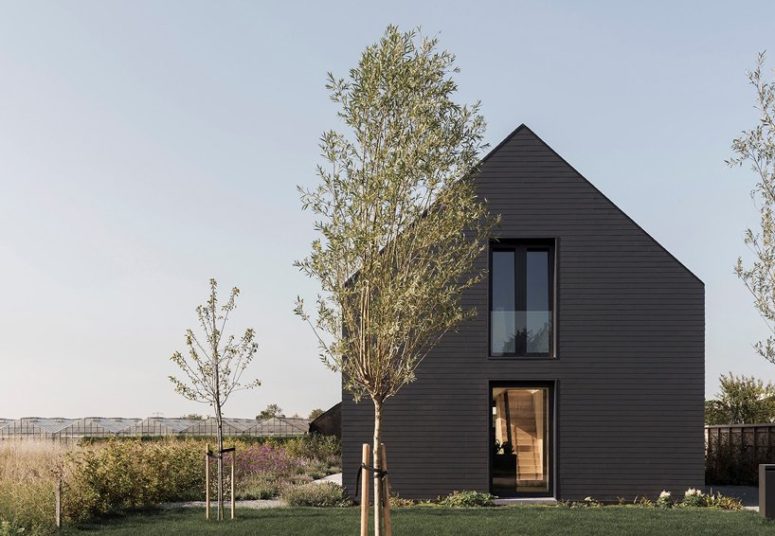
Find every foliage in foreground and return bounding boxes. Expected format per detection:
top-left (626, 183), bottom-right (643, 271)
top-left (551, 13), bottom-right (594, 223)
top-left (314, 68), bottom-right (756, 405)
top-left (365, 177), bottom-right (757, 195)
top-left (438, 490), bottom-right (495, 507)
top-left (729, 51), bottom-right (775, 363)
top-left (295, 24), bottom-right (497, 532)
top-left (60, 506), bottom-right (775, 536)
top-left (281, 483), bottom-right (351, 507)
top-left (0, 436), bottom-right (340, 534)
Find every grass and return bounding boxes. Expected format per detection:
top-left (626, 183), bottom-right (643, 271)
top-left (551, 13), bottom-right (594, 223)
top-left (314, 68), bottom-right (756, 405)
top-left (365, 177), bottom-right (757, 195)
top-left (62, 506), bottom-right (775, 536)
top-left (0, 440), bottom-right (72, 533)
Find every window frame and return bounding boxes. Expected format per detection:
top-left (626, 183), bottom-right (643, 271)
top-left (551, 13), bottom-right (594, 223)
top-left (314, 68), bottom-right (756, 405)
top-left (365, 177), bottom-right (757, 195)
top-left (488, 239), bottom-right (556, 358)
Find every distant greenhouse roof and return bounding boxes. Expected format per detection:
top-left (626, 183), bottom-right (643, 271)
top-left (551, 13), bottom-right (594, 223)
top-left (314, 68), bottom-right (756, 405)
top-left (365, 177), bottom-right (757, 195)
top-left (0, 416), bottom-right (309, 439)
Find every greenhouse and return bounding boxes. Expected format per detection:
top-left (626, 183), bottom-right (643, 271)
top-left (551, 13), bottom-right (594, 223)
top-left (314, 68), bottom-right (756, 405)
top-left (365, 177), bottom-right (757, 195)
top-left (179, 417), bottom-right (256, 436)
top-left (0, 415), bottom-right (309, 439)
top-left (0, 417), bottom-right (75, 438)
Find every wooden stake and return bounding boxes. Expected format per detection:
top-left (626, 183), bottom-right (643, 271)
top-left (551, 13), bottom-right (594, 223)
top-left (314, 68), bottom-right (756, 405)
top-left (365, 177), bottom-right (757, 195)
top-left (55, 478), bottom-right (62, 529)
top-left (360, 443), bottom-right (370, 536)
top-left (381, 444), bottom-right (392, 536)
top-left (205, 446), bottom-right (210, 520)
top-left (230, 450), bottom-right (235, 520)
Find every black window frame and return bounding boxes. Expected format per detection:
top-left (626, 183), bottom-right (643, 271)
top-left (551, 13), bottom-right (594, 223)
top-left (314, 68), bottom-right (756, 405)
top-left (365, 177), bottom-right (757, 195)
top-left (489, 239), bottom-right (555, 358)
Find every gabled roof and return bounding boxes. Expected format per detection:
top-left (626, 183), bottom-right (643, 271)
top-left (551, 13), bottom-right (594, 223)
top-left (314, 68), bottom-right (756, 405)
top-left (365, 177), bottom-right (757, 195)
top-left (118, 417), bottom-right (199, 435)
top-left (242, 416), bottom-right (309, 436)
top-left (180, 417), bottom-right (256, 436)
top-left (0, 417), bottom-right (76, 436)
top-left (479, 124), bottom-right (702, 286)
top-left (55, 417), bottom-right (141, 436)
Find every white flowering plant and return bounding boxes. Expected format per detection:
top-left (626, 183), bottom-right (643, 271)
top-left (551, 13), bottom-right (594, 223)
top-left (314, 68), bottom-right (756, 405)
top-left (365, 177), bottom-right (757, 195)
top-left (656, 490), bottom-right (672, 508)
top-left (682, 488), bottom-right (706, 507)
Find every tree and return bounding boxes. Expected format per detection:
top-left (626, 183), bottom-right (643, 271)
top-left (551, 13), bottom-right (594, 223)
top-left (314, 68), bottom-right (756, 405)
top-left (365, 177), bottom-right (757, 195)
top-left (169, 279), bottom-right (259, 521)
top-left (181, 413), bottom-right (206, 420)
top-left (705, 373), bottom-right (775, 425)
top-left (729, 52), bottom-right (775, 362)
top-left (257, 403), bottom-right (283, 420)
top-left (308, 408), bottom-right (325, 421)
top-left (295, 26), bottom-right (495, 535)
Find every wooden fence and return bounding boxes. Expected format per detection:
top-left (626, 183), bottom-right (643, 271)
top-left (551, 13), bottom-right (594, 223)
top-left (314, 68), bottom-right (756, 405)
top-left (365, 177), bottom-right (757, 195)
top-left (705, 424), bottom-right (775, 485)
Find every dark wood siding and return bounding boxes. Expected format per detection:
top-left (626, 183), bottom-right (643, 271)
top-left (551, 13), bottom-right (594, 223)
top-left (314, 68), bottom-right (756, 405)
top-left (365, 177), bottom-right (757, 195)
top-left (342, 125), bottom-right (704, 501)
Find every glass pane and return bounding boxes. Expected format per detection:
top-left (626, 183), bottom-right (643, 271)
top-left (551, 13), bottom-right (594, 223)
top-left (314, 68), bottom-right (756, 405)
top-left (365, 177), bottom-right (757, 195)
top-left (525, 250), bottom-right (551, 354)
top-left (491, 387), bottom-right (550, 495)
top-left (491, 251), bottom-right (516, 354)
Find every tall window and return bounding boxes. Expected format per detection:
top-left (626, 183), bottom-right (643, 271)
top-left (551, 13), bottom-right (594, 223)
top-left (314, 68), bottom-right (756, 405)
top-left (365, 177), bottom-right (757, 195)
top-left (490, 241), bottom-right (554, 357)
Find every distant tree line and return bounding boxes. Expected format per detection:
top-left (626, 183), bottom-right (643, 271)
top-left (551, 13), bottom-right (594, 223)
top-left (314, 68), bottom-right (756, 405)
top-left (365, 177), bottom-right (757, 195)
top-left (705, 372), bottom-right (775, 425)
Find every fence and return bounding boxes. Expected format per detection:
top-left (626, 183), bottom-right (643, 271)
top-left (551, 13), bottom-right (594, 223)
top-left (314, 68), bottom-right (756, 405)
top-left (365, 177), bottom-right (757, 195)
top-left (705, 423), bottom-right (775, 485)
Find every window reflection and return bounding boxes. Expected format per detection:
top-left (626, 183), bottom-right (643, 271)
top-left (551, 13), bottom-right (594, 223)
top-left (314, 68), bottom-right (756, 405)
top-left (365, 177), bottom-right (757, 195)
top-left (490, 243), bottom-right (553, 356)
top-left (491, 386), bottom-right (550, 495)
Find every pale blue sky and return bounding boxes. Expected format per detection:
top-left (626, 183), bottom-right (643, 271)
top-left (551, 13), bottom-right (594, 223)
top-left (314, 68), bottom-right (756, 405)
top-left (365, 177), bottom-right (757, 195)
top-left (0, 1), bottom-right (773, 418)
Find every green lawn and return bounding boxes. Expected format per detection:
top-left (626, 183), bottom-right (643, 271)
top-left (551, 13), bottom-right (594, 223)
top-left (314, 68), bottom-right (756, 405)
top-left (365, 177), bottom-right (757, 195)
top-left (62, 506), bottom-right (775, 535)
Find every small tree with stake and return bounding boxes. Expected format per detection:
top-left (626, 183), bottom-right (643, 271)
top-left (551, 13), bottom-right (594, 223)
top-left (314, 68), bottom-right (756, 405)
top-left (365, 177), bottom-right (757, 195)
top-left (170, 278), bottom-right (259, 521)
top-left (295, 26), bottom-right (495, 536)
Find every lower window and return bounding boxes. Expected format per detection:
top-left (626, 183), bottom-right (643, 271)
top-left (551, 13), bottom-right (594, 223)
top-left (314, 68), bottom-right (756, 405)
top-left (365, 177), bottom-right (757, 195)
top-left (490, 384), bottom-right (552, 496)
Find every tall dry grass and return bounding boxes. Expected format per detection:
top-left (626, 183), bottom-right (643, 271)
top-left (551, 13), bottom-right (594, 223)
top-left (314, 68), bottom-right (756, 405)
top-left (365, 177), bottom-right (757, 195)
top-left (0, 440), bottom-right (74, 535)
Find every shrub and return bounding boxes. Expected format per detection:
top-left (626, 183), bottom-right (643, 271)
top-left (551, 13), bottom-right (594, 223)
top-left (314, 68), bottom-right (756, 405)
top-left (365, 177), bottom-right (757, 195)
top-left (236, 476), bottom-right (279, 500)
top-left (439, 490), bottom-right (495, 507)
top-left (235, 444), bottom-right (299, 479)
top-left (705, 492), bottom-right (743, 510)
top-left (681, 488), bottom-right (706, 507)
top-left (634, 496), bottom-right (654, 507)
top-left (285, 435), bottom-right (341, 466)
top-left (64, 440), bottom-right (203, 521)
top-left (282, 482), bottom-right (350, 507)
top-left (656, 490), bottom-right (672, 509)
top-left (389, 494), bottom-right (416, 508)
top-left (0, 519), bottom-right (29, 536)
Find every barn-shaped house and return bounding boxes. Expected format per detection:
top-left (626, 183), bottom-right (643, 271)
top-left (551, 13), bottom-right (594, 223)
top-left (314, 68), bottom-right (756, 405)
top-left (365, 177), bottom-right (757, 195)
top-left (341, 125), bottom-right (704, 501)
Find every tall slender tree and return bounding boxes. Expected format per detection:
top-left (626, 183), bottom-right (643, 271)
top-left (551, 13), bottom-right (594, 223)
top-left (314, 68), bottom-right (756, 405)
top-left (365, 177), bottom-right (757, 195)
top-left (170, 279), bottom-right (259, 520)
top-left (729, 52), bottom-right (775, 362)
top-left (295, 26), bottom-right (495, 535)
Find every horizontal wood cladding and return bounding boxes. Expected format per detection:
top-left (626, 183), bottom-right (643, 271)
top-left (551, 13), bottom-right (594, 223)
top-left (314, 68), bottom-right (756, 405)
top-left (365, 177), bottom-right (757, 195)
top-left (342, 125), bottom-right (704, 501)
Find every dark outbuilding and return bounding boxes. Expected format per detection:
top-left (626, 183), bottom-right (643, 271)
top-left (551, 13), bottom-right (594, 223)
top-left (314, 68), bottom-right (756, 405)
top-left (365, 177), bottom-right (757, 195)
top-left (341, 125), bottom-right (704, 501)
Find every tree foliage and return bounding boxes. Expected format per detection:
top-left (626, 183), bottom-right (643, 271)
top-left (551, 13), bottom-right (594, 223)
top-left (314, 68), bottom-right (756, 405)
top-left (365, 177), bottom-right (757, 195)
top-left (308, 408), bottom-right (325, 421)
top-left (729, 52), bottom-right (775, 362)
top-left (705, 372), bottom-right (775, 425)
top-left (169, 278), bottom-right (259, 520)
top-left (295, 25), bottom-right (495, 404)
top-left (258, 404), bottom-right (284, 420)
top-left (295, 25), bottom-right (495, 535)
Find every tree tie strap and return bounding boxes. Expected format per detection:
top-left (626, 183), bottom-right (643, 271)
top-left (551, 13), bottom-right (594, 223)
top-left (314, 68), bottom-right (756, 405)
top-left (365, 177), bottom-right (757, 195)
top-left (355, 462), bottom-right (389, 498)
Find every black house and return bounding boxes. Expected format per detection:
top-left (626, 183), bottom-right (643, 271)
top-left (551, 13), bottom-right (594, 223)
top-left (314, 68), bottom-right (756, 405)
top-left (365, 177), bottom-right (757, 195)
top-left (341, 125), bottom-right (704, 501)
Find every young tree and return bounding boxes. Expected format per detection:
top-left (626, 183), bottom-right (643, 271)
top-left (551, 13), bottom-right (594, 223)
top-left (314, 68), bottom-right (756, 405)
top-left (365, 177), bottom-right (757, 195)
top-left (169, 279), bottom-right (259, 521)
top-left (295, 26), bottom-right (495, 535)
top-left (729, 52), bottom-right (775, 362)
top-left (705, 373), bottom-right (775, 425)
top-left (257, 403), bottom-right (283, 420)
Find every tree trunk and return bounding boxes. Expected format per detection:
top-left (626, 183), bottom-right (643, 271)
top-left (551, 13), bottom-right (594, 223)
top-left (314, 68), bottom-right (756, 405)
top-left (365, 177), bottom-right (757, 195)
top-left (216, 408), bottom-right (224, 521)
top-left (372, 398), bottom-right (383, 536)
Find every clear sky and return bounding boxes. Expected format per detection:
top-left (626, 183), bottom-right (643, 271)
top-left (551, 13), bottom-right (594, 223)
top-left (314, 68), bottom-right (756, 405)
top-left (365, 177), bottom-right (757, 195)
top-left (0, 1), bottom-right (773, 419)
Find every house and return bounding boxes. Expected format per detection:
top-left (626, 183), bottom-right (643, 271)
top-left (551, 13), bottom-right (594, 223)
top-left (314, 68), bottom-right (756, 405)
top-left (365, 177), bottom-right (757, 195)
top-left (341, 125), bottom-right (704, 501)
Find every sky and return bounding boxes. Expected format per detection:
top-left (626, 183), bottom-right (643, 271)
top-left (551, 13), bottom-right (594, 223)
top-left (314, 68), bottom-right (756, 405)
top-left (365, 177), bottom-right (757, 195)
top-left (0, 1), bottom-right (773, 419)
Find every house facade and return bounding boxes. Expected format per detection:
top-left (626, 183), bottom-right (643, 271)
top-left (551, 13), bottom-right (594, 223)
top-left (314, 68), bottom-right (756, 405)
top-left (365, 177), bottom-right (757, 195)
top-left (341, 125), bottom-right (704, 501)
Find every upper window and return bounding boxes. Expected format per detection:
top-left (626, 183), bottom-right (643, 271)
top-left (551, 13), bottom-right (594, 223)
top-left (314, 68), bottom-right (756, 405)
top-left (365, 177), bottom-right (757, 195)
top-left (490, 241), bottom-right (554, 357)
